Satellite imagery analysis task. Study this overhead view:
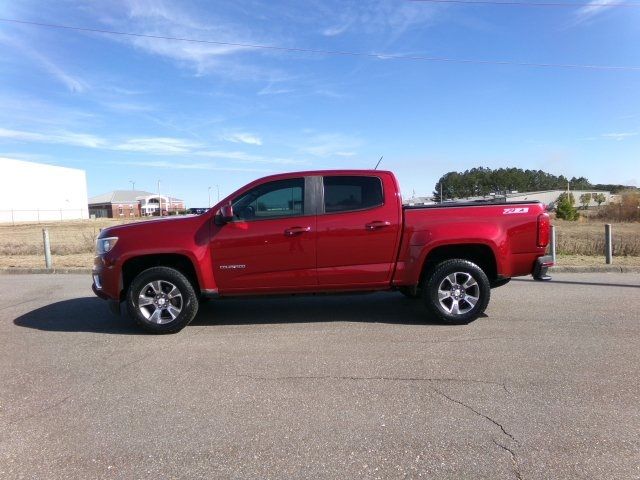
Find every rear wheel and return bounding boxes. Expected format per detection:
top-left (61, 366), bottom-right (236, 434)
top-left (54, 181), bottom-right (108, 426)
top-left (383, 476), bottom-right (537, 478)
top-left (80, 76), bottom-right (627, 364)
top-left (126, 267), bottom-right (199, 334)
top-left (423, 259), bottom-right (490, 325)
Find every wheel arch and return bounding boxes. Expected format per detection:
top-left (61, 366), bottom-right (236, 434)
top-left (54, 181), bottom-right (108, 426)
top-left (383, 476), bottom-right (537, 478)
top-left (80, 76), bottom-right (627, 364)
top-left (419, 243), bottom-right (498, 287)
top-left (121, 254), bottom-right (201, 300)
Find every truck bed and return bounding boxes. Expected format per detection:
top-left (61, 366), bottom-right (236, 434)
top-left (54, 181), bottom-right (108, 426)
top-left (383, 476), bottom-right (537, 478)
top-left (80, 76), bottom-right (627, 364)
top-left (403, 200), bottom-right (542, 210)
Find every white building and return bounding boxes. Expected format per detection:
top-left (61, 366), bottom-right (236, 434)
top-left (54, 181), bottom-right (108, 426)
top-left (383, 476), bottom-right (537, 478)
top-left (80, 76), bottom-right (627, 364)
top-left (0, 158), bottom-right (89, 223)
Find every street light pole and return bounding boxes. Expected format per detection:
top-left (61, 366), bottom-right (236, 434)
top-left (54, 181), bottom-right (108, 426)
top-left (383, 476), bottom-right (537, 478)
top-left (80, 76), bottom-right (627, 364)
top-left (129, 180), bottom-right (135, 190)
top-left (208, 186), bottom-right (211, 208)
top-left (157, 180), bottom-right (161, 217)
top-left (216, 184), bottom-right (220, 203)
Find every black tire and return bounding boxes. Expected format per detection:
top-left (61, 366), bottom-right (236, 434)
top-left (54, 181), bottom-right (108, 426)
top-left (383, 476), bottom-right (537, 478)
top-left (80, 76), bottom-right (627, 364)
top-left (126, 267), bottom-right (199, 334)
top-left (422, 259), bottom-right (490, 325)
top-left (399, 286), bottom-right (421, 299)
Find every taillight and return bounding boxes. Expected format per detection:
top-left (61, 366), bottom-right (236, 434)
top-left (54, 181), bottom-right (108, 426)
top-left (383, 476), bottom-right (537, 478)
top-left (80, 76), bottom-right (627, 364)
top-left (537, 213), bottom-right (550, 248)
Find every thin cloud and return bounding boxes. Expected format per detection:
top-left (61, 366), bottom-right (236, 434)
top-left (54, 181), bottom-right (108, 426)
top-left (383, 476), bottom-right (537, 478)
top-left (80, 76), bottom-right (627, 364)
top-left (601, 132), bottom-right (638, 141)
top-left (221, 132), bottom-right (263, 146)
top-left (114, 137), bottom-right (201, 154)
top-left (102, 102), bottom-right (154, 113)
top-left (573, 0), bottom-right (617, 26)
top-left (318, 0), bottom-right (440, 37)
top-left (258, 84), bottom-right (294, 96)
top-left (298, 133), bottom-right (362, 158)
top-left (196, 150), bottom-right (306, 165)
top-left (110, 159), bottom-right (270, 173)
top-left (0, 126), bottom-right (307, 164)
top-left (0, 34), bottom-right (88, 93)
top-left (95, 0), bottom-right (286, 81)
top-left (0, 127), bottom-right (106, 148)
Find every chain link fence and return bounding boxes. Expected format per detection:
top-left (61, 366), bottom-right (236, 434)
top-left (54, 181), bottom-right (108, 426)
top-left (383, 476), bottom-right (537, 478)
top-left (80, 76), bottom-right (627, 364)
top-left (0, 209), bottom-right (89, 225)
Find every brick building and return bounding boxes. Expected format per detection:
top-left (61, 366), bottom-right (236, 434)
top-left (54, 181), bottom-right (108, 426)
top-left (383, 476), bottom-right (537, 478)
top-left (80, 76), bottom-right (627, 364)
top-left (88, 190), bottom-right (184, 218)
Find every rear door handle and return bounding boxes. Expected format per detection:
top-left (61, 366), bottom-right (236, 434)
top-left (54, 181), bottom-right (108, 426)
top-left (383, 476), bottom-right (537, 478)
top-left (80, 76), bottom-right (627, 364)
top-left (365, 221), bottom-right (391, 230)
top-left (284, 226), bottom-right (311, 236)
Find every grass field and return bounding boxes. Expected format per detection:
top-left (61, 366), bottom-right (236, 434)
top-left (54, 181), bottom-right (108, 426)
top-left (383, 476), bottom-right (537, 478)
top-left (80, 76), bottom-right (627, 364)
top-left (0, 216), bottom-right (639, 270)
top-left (0, 218), bottom-right (145, 269)
top-left (554, 218), bottom-right (640, 256)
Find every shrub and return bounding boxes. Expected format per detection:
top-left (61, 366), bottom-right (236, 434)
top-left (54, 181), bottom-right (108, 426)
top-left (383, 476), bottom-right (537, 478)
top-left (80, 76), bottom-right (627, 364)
top-left (556, 193), bottom-right (579, 221)
top-left (579, 193), bottom-right (591, 209)
top-left (597, 191), bottom-right (640, 222)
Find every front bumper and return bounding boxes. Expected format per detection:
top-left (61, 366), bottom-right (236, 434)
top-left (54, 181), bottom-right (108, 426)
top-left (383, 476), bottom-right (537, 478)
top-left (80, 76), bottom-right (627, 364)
top-left (92, 255), bottom-right (122, 316)
top-left (533, 255), bottom-right (554, 281)
top-left (92, 281), bottom-right (121, 315)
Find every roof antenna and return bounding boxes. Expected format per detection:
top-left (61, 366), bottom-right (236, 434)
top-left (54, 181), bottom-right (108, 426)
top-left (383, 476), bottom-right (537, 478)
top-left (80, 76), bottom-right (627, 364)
top-left (374, 155), bottom-right (383, 170)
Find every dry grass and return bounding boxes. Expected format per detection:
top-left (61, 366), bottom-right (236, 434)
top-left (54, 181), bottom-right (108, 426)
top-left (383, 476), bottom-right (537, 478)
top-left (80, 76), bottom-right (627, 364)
top-left (0, 253), bottom-right (93, 269)
top-left (553, 218), bottom-right (640, 256)
top-left (556, 254), bottom-right (640, 267)
top-left (0, 218), bottom-right (149, 257)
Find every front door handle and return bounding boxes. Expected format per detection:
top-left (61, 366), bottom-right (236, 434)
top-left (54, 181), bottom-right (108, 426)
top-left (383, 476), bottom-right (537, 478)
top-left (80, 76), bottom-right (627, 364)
top-left (284, 226), bottom-right (311, 236)
top-left (365, 221), bottom-right (391, 230)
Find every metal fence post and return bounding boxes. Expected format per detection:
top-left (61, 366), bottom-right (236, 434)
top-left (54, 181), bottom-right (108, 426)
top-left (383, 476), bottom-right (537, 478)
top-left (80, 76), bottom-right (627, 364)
top-left (550, 225), bottom-right (557, 263)
top-left (605, 224), bottom-right (612, 264)
top-left (42, 228), bottom-right (52, 269)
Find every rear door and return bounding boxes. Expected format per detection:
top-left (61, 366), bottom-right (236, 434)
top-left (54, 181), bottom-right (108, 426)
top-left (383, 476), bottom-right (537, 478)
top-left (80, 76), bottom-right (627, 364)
top-left (316, 174), bottom-right (401, 286)
top-left (210, 177), bottom-right (317, 292)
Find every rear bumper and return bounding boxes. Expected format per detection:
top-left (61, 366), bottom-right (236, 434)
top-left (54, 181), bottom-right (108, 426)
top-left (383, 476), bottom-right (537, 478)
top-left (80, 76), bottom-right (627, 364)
top-left (533, 255), bottom-right (554, 281)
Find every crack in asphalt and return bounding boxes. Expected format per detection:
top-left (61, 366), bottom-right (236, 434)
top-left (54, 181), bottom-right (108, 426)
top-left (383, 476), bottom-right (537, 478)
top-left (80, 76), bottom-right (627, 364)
top-left (492, 439), bottom-right (523, 480)
top-left (431, 386), bottom-right (523, 479)
top-left (430, 385), bottom-right (518, 444)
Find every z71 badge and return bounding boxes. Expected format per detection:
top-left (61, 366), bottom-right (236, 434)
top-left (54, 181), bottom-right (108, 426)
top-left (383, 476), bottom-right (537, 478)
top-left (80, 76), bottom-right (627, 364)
top-left (503, 207), bottom-right (529, 215)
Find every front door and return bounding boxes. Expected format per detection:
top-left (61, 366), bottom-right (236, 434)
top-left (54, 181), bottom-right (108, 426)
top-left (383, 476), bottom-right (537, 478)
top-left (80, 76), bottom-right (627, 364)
top-left (211, 177), bottom-right (317, 293)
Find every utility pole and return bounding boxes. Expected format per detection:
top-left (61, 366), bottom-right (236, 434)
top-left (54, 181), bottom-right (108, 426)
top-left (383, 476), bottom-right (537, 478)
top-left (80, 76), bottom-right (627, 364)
top-left (216, 184), bottom-right (220, 203)
top-left (157, 180), bottom-right (162, 217)
top-left (440, 183), bottom-right (443, 204)
top-left (208, 186), bottom-right (212, 208)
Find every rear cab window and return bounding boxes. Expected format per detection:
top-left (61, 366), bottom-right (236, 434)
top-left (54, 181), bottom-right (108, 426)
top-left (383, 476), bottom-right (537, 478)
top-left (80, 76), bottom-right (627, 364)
top-left (323, 176), bottom-right (384, 213)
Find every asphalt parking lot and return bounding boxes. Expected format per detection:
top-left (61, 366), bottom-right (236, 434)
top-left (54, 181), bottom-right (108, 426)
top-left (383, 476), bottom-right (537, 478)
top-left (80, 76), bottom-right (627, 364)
top-left (1, 273), bottom-right (639, 479)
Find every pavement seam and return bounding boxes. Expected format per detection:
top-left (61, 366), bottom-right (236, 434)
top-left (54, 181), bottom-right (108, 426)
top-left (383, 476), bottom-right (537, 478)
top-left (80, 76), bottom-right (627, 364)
top-left (220, 374), bottom-right (511, 393)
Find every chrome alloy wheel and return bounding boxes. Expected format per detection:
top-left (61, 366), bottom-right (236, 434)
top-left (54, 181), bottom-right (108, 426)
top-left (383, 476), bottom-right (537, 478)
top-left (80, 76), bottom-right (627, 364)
top-left (137, 280), bottom-right (183, 324)
top-left (437, 272), bottom-right (480, 315)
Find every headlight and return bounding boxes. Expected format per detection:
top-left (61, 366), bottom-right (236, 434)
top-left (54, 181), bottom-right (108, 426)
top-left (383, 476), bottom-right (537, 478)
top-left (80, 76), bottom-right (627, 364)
top-left (96, 237), bottom-right (118, 255)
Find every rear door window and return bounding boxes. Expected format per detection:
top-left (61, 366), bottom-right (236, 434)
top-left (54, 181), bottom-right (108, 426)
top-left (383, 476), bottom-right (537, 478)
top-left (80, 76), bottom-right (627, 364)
top-left (323, 176), bottom-right (384, 213)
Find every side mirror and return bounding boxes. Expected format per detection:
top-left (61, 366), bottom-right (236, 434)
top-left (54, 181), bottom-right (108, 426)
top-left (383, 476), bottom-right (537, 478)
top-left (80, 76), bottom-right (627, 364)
top-left (219, 203), bottom-right (234, 222)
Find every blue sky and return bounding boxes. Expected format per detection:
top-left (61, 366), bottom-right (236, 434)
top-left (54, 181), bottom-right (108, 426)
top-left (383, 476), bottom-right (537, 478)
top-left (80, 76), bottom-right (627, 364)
top-left (0, 0), bottom-right (639, 206)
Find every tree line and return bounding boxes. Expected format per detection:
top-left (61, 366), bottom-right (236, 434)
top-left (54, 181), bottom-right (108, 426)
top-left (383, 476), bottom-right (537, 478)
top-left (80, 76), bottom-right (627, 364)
top-left (432, 167), bottom-right (636, 202)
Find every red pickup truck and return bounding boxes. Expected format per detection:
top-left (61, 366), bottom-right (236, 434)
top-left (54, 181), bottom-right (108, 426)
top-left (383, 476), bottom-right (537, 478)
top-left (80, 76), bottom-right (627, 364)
top-left (92, 170), bottom-right (552, 333)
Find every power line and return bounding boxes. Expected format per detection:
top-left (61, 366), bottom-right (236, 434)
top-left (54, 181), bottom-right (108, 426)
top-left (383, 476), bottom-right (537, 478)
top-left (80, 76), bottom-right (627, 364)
top-left (409, 0), bottom-right (640, 6)
top-left (1, 17), bottom-right (639, 72)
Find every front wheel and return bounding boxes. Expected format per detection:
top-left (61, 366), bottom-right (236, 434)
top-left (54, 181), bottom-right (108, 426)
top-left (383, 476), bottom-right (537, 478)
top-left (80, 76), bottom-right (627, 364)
top-left (423, 259), bottom-right (490, 325)
top-left (126, 267), bottom-right (199, 334)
